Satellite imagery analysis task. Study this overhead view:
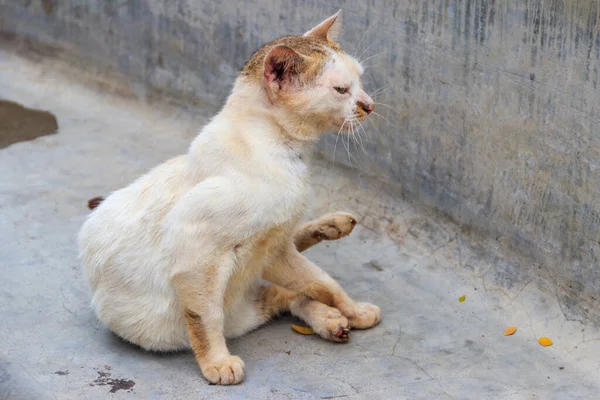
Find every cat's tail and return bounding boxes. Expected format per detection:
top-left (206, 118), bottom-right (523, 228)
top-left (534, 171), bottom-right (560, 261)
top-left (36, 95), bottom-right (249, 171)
top-left (87, 196), bottom-right (105, 210)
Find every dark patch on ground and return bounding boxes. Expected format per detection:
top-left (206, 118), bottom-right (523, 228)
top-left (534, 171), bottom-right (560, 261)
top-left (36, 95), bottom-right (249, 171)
top-left (90, 366), bottom-right (135, 393)
top-left (0, 100), bottom-right (58, 149)
top-left (53, 370), bottom-right (69, 376)
top-left (363, 260), bottom-right (383, 272)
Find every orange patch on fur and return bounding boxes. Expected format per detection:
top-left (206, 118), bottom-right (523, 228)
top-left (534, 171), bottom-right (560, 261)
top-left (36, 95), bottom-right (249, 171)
top-left (183, 308), bottom-right (211, 361)
top-left (257, 285), bottom-right (296, 320)
top-left (303, 282), bottom-right (335, 307)
top-left (241, 36), bottom-right (342, 84)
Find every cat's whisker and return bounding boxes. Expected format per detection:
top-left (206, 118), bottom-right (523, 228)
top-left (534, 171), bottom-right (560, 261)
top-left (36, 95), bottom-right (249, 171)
top-left (332, 119), bottom-right (347, 167)
top-left (348, 120), bottom-right (358, 154)
top-left (357, 40), bottom-right (377, 64)
top-left (342, 122), bottom-right (352, 167)
top-left (371, 111), bottom-right (398, 129)
top-left (350, 121), bottom-right (358, 159)
top-left (349, 120), bottom-right (366, 162)
top-left (360, 51), bottom-right (387, 65)
top-left (353, 121), bottom-right (365, 149)
top-left (373, 102), bottom-right (401, 114)
top-left (344, 121), bottom-right (360, 168)
top-left (370, 84), bottom-right (393, 99)
top-left (360, 121), bottom-right (376, 151)
top-left (361, 59), bottom-right (388, 70)
top-left (349, 118), bottom-right (368, 155)
top-left (354, 21), bottom-right (375, 59)
top-left (356, 119), bottom-right (371, 147)
top-left (366, 117), bottom-right (385, 142)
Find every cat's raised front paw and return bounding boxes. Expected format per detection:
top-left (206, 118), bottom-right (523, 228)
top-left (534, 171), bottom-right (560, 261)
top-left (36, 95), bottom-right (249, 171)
top-left (201, 355), bottom-right (245, 385)
top-left (348, 302), bottom-right (381, 330)
top-left (313, 212), bottom-right (358, 240)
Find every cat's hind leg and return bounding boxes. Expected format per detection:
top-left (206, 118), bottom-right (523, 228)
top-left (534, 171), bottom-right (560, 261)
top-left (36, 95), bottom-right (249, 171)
top-left (224, 284), bottom-right (295, 338)
top-left (264, 250), bottom-right (381, 331)
top-left (226, 284), bottom-right (349, 343)
top-left (289, 294), bottom-right (350, 343)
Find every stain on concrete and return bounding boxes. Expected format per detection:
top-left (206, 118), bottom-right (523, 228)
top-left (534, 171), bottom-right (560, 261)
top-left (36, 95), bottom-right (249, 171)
top-left (52, 370), bottom-right (69, 376)
top-left (0, 100), bottom-right (58, 149)
top-left (90, 367), bottom-right (135, 393)
top-left (363, 260), bottom-right (383, 272)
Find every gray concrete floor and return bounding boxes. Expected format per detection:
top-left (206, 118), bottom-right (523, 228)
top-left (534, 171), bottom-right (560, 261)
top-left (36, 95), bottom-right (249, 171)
top-left (1, 51), bottom-right (600, 400)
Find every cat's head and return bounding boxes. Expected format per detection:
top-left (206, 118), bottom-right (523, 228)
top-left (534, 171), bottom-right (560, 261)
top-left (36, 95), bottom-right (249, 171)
top-left (241, 11), bottom-right (374, 141)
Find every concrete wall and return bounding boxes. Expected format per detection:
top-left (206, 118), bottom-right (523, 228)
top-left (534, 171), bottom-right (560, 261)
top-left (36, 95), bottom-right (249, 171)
top-left (1, 1), bottom-right (599, 321)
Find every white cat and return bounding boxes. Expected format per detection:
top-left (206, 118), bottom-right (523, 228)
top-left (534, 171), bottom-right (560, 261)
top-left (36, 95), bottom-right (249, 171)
top-left (78, 11), bottom-right (380, 385)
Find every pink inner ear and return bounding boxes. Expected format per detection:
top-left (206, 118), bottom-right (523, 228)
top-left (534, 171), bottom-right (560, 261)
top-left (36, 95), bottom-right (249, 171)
top-left (263, 46), bottom-right (302, 90)
top-left (265, 60), bottom-right (287, 89)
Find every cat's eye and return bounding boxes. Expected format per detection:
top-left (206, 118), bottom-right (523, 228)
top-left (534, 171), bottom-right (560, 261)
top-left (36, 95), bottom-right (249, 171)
top-left (334, 86), bottom-right (348, 94)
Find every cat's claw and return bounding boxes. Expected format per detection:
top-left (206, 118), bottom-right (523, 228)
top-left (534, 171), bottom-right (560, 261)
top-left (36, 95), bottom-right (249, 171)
top-left (334, 326), bottom-right (350, 342)
top-left (326, 319), bottom-right (350, 343)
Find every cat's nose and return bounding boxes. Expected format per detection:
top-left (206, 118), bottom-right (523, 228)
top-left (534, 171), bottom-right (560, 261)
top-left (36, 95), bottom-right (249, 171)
top-left (357, 101), bottom-right (374, 114)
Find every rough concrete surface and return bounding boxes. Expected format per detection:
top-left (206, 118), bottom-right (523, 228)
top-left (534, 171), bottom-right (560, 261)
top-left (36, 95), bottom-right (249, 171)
top-left (2, 51), bottom-right (600, 399)
top-left (1, 0), bottom-right (598, 325)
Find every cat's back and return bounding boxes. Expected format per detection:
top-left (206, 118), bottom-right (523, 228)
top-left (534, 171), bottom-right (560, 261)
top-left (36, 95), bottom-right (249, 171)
top-left (78, 154), bottom-right (190, 289)
top-left (78, 154), bottom-right (196, 350)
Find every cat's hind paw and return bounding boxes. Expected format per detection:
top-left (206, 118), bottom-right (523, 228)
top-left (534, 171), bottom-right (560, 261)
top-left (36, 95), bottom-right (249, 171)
top-left (314, 306), bottom-right (351, 343)
top-left (348, 302), bottom-right (381, 330)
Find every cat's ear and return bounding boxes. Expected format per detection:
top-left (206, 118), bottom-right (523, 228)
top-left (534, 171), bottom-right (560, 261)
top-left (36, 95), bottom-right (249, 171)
top-left (304, 10), bottom-right (342, 42)
top-left (263, 45), bottom-right (305, 92)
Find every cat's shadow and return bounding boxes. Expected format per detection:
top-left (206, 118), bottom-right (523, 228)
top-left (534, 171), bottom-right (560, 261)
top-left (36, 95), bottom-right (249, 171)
top-left (102, 329), bottom-right (190, 360)
top-left (100, 312), bottom-right (300, 360)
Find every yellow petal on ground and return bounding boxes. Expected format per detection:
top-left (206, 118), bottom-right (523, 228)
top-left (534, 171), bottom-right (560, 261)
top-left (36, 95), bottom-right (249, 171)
top-left (504, 326), bottom-right (517, 336)
top-left (291, 324), bottom-right (315, 335)
top-left (538, 337), bottom-right (553, 347)
top-left (458, 295), bottom-right (466, 303)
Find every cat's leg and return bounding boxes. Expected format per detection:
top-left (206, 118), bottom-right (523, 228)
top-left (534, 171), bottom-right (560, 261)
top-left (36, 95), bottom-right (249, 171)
top-left (263, 248), bottom-right (381, 330)
top-left (294, 212), bottom-right (357, 252)
top-left (223, 284), bottom-right (295, 338)
top-left (172, 267), bottom-right (245, 385)
top-left (226, 284), bottom-right (350, 342)
top-left (289, 293), bottom-right (350, 342)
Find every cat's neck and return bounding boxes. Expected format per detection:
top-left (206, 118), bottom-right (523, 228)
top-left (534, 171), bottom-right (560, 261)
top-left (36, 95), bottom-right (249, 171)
top-left (186, 78), bottom-right (314, 181)
top-left (219, 78), bottom-right (319, 145)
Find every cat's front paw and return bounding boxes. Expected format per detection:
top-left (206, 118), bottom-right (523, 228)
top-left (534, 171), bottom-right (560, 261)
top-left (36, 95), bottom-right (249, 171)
top-left (313, 212), bottom-right (358, 240)
top-left (201, 355), bottom-right (245, 385)
top-left (348, 302), bottom-right (381, 330)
